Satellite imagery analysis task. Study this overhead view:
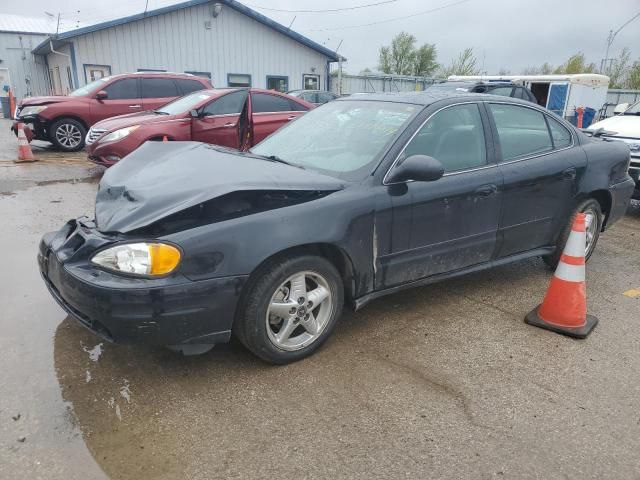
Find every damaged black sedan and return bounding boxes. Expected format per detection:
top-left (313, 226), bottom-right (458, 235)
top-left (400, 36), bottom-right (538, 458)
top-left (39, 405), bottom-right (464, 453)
top-left (39, 93), bottom-right (635, 364)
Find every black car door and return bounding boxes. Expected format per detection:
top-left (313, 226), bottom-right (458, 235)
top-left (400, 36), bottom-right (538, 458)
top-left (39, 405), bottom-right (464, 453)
top-left (486, 102), bottom-right (584, 257)
top-left (378, 102), bottom-right (503, 288)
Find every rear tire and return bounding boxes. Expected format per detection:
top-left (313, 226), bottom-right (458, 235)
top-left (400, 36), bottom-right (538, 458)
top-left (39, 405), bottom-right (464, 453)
top-left (49, 118), bottom-right (86, 152)
top-left (233, 255), bottom-right (344, 364)
top-left (542, 198), bottom-right (603, 268)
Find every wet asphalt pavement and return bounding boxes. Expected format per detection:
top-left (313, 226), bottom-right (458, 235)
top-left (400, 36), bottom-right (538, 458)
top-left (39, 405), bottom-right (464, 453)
top-left (1, 118), bottom-right (640, 479)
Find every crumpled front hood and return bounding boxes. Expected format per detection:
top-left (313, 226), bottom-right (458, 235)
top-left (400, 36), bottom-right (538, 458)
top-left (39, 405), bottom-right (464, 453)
top-left (20, 96), bottom-right (81, 106)
top-left (588, 115), bottom-right (640, 138)
top-left (95, 142), bottom-right (345, 233)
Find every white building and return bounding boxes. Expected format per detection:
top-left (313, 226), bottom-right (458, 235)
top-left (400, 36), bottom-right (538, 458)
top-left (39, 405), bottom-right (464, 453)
top-left (30, 0), bottom-right (341, 97)
top-left (0, 14), bottom-right (53, 101)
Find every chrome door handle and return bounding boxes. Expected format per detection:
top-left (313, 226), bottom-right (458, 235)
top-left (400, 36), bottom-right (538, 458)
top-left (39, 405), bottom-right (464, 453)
top-left (223, 122), bottom-right (236, 128)
top-left (129, 105), bottom-right (141, 108)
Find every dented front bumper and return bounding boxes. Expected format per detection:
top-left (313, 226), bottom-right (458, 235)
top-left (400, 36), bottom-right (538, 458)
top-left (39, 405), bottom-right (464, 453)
top-left (38, 219), bottom-right (246, 346)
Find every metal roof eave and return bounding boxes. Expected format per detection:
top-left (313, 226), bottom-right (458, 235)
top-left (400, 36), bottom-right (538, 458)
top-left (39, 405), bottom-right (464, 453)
top-left (32, 0), bottom-right (343, 62)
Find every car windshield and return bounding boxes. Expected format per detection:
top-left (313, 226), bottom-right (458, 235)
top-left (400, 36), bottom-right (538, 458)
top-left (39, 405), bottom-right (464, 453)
top-left (155, 91), bottom-right (213, 115)
top-left (69, 77), bottom-right (111, 96)
top-left (251, 100), bottom-right (418, 181)
top-left (623, 101), bottom-right (640, 115)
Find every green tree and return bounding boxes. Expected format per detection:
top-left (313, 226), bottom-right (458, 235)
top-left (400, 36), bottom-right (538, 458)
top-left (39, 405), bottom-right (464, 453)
top-left (413, 44), bottom-right (439, 76)
top-left (554, 53), bottom-right (597, 74)
top-left (378, 32), bottom-right (417, 75)
top-left (439, 48), bottom-right (480, 77)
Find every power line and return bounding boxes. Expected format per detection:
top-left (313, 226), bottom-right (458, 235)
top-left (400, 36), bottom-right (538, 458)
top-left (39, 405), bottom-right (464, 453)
top-left (307, 0), bottom-right (471, 31)
top-left (244, 0), bottom-right (399, 13)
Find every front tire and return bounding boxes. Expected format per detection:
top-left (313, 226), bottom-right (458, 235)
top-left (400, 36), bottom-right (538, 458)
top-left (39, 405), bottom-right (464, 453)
top-left (49, 118), bottom-right (86, 152)
top-left (234, 255), bottom-right (344, 364)
top-left (543, 198), bottom-right (603, 268)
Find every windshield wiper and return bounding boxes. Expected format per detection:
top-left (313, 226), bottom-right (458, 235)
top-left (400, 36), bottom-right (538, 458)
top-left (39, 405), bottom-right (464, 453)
top-left (153, 110), bottom-right (170, 115)
top-left (258, 154), bottom-right (305, 169)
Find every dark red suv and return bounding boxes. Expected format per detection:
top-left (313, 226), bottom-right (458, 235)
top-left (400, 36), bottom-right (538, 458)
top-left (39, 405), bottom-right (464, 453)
top-left (12, 72), bottom-right (212, 151)
top-left (85, 88), bottom-right (314, 166)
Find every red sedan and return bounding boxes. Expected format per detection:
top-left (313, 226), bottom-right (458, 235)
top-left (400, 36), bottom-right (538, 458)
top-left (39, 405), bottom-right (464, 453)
top-left (85, 88), bottom-right (314, 166)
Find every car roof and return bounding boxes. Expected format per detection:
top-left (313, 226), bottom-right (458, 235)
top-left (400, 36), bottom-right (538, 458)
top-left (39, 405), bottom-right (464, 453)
top-left (334, 91), bottom-right (535, 107)
top-left (108, 72), bottom-right (208, 80)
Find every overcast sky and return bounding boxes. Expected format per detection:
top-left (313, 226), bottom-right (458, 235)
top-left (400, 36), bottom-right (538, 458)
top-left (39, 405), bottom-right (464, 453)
top-left (4, 0), bottom-right (640, 74)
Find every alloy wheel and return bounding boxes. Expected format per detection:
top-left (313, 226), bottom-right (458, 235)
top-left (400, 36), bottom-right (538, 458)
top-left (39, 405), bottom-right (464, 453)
top-left (583, 206), bottom-right (599, 257)
top-left (265, 271), bottom-right (333, 351)
top-left (55, 123), bottom-right (83, 149)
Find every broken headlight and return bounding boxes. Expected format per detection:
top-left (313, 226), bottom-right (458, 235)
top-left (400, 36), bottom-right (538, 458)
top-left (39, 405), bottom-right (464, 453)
top-left (91, 242), bottom-right (181, 276)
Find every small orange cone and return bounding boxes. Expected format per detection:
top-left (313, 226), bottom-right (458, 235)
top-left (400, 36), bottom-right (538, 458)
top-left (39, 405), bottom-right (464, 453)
top-left (525, 213), bottom-right (598, 338)
top-left (162, 135), bottom-right (168, 142)
top-left (15, 122), bottom-right (36, 163)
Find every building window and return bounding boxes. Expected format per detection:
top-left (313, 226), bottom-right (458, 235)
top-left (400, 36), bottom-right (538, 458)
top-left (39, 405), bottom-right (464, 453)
top-left (228, 73), bottom-right (251, 87)
top-left (84, 64), bottom-right (111, 83)
top-left (303, 74), bottom-right (320, 90)
top-left (185, 71), bottom-right (211, 80)
top-left (266, 76), bottom-right (289, 93)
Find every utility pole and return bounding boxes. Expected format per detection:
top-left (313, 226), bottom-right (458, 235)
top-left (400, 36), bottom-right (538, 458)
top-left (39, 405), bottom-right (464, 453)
top-left (336, 39), bottom-right (343, 96)
top-left (601, 11), bottom-right (640, 74)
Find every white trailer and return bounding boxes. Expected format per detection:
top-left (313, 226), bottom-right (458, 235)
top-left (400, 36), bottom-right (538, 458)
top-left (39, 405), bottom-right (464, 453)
top-left (448, 74), bottom-right (610, 122)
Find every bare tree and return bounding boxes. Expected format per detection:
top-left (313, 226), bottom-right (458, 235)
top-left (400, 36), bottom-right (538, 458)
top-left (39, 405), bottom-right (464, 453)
top-left (439, 48), bottom-right (480, 77)
top-left (608, 47), bottom-right (631, 88)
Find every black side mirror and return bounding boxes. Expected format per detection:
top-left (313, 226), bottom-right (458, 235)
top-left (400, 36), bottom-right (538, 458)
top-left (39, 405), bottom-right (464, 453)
top-left (386, 154), bottom-right (445, 183)
top-left (95, 90), bottom-right (108, 100)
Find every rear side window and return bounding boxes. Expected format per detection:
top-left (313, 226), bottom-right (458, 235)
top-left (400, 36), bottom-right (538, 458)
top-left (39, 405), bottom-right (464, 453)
top-left (317, 92), bottom-right (336, 103)
top-left (489, 104), bottom-right (553, 161)
top-left (104, 78), bottom-right (138, 99)
top-left (252, 93), bottom-right (295, 113)
top-left (547, 116), bottom-right (572, 148)
top-left (141, 78), bottom-right (179, 98)
top-left (403, 103), bottom-right (487, 173)
top-left (487, 86), bottom-right (514, 97)
top-left (177, 79), bottom-right (206, 94)
top-left (202, 91), bottom-right (247, 116)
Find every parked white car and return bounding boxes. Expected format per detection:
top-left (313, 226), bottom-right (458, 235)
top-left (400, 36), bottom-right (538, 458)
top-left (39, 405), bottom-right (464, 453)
top-left (588, 101), bottom-right (640, 199)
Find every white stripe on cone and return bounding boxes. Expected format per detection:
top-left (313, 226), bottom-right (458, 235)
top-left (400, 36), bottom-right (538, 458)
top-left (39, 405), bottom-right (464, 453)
top-left (554, 261), bottom-right (585, 282)
top-left (563, 228), bottom-right (586, 258)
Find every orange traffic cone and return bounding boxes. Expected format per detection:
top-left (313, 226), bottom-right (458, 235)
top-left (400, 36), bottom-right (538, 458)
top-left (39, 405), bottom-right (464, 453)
top-left (15, 122), bottom-right (36, 163)
top-left (525, 212), bottom-right (598, 338)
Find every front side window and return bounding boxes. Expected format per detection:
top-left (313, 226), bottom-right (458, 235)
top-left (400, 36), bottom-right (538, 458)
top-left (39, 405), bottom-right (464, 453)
top-left (70, 77), bottom-right (110, 97)
top-left (403, 103), bottom-right (487, 173)
top-left (489, 103), bottom-right (553, 161)
top-left (251, 100), bottom-right (417, 181)
top-left (252, 93), bottom-right (294, 113)
top-left (141, 78), bottom-right (179, 98)
top-left (228, 74), bottom-right (251, 87)
top-left (202, 91), bottom-right (247, 116)
top-left (104, 78), bottom-right (139, 100)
